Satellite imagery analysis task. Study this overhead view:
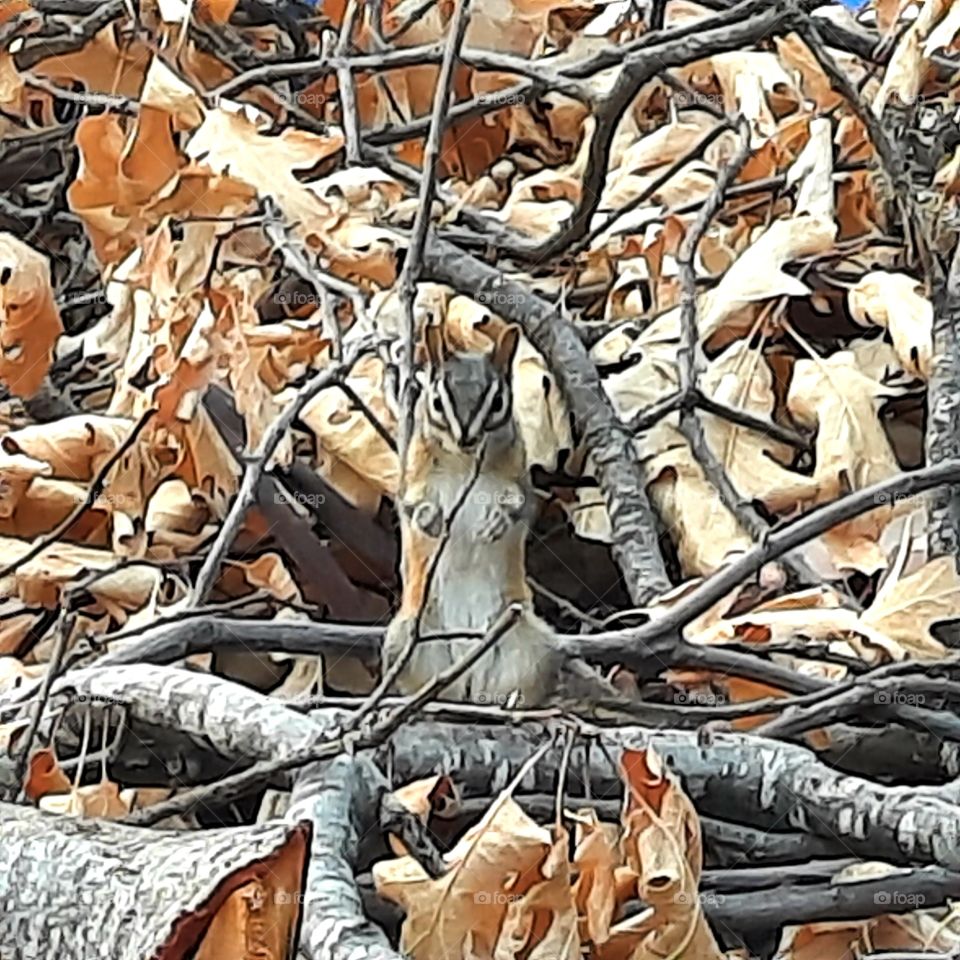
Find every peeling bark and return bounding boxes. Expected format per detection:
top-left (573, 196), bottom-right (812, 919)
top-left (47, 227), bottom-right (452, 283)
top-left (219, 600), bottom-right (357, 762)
top-left (0, 804), bottom-right (310, 960)
top-left (288, 758), bottom-right (401, 960)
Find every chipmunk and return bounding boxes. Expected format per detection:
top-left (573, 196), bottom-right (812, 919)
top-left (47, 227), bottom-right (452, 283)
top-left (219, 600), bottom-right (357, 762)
top-left (382, 322), bottom-right (655, 718)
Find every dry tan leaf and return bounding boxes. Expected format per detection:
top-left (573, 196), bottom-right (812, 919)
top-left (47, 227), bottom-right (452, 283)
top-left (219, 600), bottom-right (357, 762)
top-left (186, 107), bottom-right (344, 242)
top-left (874, 0), bottom-right (951, 114)
top-left (0, 655), bottom-right (41, 694)
top-left (700, 340), bottom-right (818, 514)
top-left (571, 808), bottom-right (620, 945)
top-left (613, 749), bottom-right (725, 960)
top-left (496, 831), bottom-right (580, 960)
top-left (645, 426), bottom-right (754, 576)
top-left (861, 556), bottom-right (959, 658)
top-left (0, 536), bottom-right (161, 610)
top-left (848, 271), bottom-right (934, 379)
top-left (0, 234), bottom-right (63, 398)
top-left (39, 779), bottom-right (134, 819)
top-left (302, 353), bottom-right (399, 499)
top-left (787, 351), bottom-right (902, 575)
top-left (2, 415), bottom-right (130, 481)
top-left (775, 35), bottom-right (843, 111)
top-left (701, 214), bottom-right (837, 339)
top-left (924, 0), bottom-right (960, 53)
top-left (374, 797), bottom-right (554, 960)
top-left (785, 116), bottom-right (835, 221)
top-left (709, 51), bottom-right (802, 138)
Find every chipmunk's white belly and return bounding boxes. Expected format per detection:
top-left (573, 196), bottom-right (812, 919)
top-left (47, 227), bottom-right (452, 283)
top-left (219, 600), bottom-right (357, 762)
top-left (425, 468), bottom-right (525, 631)
top-left (431, 548), bottom-right (510, 629)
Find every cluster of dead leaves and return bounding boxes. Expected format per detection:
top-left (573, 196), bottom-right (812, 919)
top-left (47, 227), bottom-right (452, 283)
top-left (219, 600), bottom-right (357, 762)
top-left (375, 750), bottom-right (724, 960)
top-left (375, 748), bottom-right (960, 960)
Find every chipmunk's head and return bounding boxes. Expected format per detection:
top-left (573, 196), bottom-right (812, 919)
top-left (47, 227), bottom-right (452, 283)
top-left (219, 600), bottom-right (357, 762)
top-left (420, 323), bottom-right (520, 451)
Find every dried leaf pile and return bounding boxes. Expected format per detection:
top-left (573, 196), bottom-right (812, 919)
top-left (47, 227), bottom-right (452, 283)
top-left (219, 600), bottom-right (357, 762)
top-left (1, 0), bottom-right (960, 957)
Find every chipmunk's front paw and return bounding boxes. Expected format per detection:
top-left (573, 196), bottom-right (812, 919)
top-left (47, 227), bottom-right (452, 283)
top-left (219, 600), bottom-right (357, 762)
top-left (477, 504), bottom-right (513, 542)
top-left (410, 499), bottom-right (443, 538)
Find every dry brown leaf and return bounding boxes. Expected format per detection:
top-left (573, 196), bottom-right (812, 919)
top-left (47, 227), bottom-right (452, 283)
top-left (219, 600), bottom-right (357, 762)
top-left (23, 748), bottom-right (72, 802)
top-left (611, 748), bottom-right (725, 960)
top-left (571, 808), bottom-right (620, 945)
top-left (495, 831), bottom-right (580, 960)
top-left (374, 797), bottom-right (554, 959)
top-left (39, 779), bottom-right (135, 819)
top-left (0, 234), bottom-right (63, 398)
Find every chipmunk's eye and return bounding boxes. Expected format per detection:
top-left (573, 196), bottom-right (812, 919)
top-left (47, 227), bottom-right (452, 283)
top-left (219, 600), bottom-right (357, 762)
top-left (432, 395), bottom-right (445, 415)
top-left (489, 391), bottom-right (504, 414)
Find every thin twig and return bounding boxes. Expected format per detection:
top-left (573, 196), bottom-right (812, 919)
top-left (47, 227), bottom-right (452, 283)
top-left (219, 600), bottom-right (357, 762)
top-left (396, 0), bottom-right (473, 463)
top-left (10, 610), bottom-right (76, 802)
top-left (797, 16), bottom-right (937, 286)
top-left (335, 0), bottom-right (363, 165)
top-left (611, 459), bottom-right (960, 646)
top-left (337, 382), bottom-right (398, 452)
top-left (574, 117), bottom-right (734, 254)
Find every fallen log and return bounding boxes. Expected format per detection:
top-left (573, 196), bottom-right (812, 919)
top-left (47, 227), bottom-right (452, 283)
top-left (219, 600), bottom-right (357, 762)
top-left (0, 803), bottom-right (311, 960)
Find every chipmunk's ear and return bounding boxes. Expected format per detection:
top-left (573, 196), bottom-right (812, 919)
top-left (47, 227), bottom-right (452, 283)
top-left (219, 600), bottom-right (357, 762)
top-left (491, 324), bottom-right (520, 373)
top-left (421, 322), bottom-right (446, 368)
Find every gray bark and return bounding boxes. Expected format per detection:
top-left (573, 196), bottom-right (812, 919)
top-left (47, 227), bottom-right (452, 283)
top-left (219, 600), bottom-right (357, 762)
top-left (289, 758), bottom-right (401, 960)
top-left (13, 664), bottom-right (960, 875)
top-left (385, 721), bottom-right (960, 871)
top-left (926, 241), bottom-right (960, 561)
top-left (0, 804), bottom-right (310, 960)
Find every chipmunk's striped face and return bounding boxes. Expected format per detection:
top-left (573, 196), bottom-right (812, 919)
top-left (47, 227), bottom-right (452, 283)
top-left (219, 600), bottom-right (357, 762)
top-left (425, 353), bottom-right (513, 449)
